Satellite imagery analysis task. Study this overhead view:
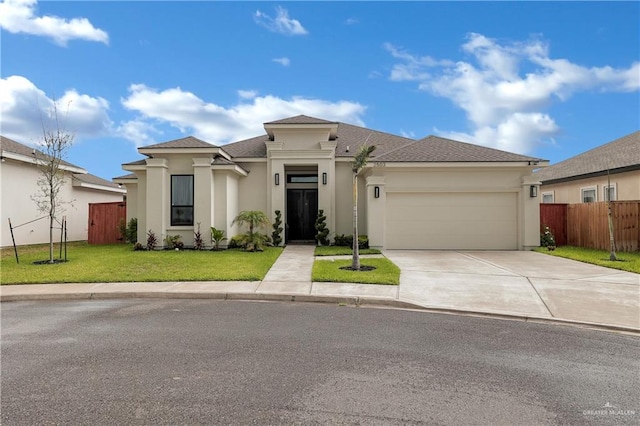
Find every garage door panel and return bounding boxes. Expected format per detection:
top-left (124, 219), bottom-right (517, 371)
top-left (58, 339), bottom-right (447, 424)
top-left (385, 193), bottom-right (517, 250)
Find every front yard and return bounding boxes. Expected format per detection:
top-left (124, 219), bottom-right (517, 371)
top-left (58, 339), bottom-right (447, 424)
top-left (1, 243), bottom-right (283, 284)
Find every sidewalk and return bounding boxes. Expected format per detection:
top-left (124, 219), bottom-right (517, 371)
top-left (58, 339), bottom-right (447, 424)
top-left (1, 246), bottom-right (638, 333)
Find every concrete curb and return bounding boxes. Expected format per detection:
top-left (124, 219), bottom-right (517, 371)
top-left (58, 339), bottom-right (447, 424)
top-left (2, 291), bottom-right (637, 335)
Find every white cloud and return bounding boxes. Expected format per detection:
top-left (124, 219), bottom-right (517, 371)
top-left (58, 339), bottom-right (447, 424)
top-left (238, 90), bottom-right (258, 100)
top-left (0, 0), bottom-right (108, 46)
top-left (116, 120), bottom-right (161, 147)
top-left (386, 33), bottom-right (639, 153)
top-left (345, 18), bottom-right (358, 25)
top-left (121, 84), bottom-right (366, 144)
top-left (254, 6), bottom-right (307, 35)
top-left (0, 75), bottom-right (112, 143)
top-left (272, 57), bottom-right (290, 67)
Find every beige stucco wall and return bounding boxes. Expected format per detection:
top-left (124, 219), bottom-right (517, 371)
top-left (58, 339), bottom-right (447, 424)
top-left (236, 161), bottom-right (268, 213)
top-left (541, 170), bottom-right (640, 203)
top-left (1, 159), bottom-right (123, 247)
top-left (364, 166), bottom-right (541, 250)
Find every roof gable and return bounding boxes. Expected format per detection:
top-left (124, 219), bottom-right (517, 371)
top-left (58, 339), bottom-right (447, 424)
top-left (536, 131), bottom-right (640, 183)
top-left (265, 115), bottom-right (337, 125)
top-left (140, 136), bottom-right (218, 149)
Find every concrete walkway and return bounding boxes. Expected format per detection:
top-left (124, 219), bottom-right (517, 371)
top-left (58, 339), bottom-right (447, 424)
top-left (1, 246), bottom-right (638, 333)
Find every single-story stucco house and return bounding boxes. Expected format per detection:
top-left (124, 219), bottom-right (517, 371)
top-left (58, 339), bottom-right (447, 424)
top-left (536, 130), bottom-right (640, 203)
top-left (116, 115), bottom-right (547, 250)
top-left (1, 135), bottom-right (126, 247)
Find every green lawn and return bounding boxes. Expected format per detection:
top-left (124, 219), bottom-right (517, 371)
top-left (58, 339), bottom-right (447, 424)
top-left (534, 246), bottom-right (640, 274)
top-left (314, 246), bottom-right (382, 256)
top-left (1, 242), bottom-right (283, 284)
top-left (312, 258), bottom-right (400, 285)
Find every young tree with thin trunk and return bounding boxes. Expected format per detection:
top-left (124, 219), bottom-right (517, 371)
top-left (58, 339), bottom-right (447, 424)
top-left (351, 143), bottom-right (376, 270)
top-left (31, 105), bottom-right (74, 263)
top-left (606, 170), bottom-right (617, 261)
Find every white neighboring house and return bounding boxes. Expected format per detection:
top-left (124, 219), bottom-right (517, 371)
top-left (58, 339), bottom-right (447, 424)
top-left (0, 136), bottom-right (126, 247)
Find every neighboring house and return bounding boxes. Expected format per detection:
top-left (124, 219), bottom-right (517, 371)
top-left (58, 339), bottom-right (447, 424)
top-left (1, 136), bottom-right (126, 247)
top-left (537, 131), bottom-right (640, 204)
top-left (116, 115), bottom-right (547, 250)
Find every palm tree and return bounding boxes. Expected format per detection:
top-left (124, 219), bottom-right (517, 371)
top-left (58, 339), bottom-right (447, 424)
top-left (232, 210), bottom-right (270, 251)
top-left (351, 143), bottom-right (376, 270)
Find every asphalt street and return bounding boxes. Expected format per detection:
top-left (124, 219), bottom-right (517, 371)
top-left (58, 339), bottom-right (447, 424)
top-left (1, 300), bottom-right (638, 425)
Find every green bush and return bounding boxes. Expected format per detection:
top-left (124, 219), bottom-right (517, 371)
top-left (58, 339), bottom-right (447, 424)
top-left (333, 234), bottom-right (369, 249)
top-left (540, 226), bottom-right (556, 248)
top-left (315, 209), bottom-right (330, 246)
top-left (228, 235), bottom-right (245, 249)
top-left (126, 218), bottom-right (138, 244)
top-left (164, 234), bottom-right (184, 250)
top-left (271, 210), bottom-right (283, 246)
top-left (119, 218), bottom-right (138, 244)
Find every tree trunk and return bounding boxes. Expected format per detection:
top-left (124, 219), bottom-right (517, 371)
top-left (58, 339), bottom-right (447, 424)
top-left (352, 173), bottom-right (360, 270)
top-left (49, 214), bottom-right (54, 263)
top-left (607, 171), bottom-right (617, 261)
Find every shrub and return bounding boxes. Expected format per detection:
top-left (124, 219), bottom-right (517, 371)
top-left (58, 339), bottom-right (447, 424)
top-left (232, 210), bottom-right (271, 252)
top-left (334, 234), bottom-right (369, 249)
top-left (228, 234), bottom-right (245, 249)
top-left (146, 230), bottom-right (158, 251)
top-left (194, 223), bottom-right (205, 250)
top-left (164, 235), bottom-right (184, 250)
top-left (271, 210), bottom-right (283, 247)
top-left (126, 218), bottom-right (138, 244)
top-left (211, 227), bottom-right (227, 250)
top-left (133, 242), bottom-right (145, 251)
top-left (540, 226), bottom-right (556, 249)
top-left (118, 218), bottom-right (127, 242)
top-left (315, 209), bottom-right (330, 246)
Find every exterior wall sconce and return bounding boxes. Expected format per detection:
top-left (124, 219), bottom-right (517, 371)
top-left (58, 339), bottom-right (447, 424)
top-left (374, 186), bottom-right (380, 198)
top-left (530, 185), bottom-right (538, 198)
top-left (322, 172), bottom-right (327, 185)
top-left (275, 173), bottom-right (280, 186)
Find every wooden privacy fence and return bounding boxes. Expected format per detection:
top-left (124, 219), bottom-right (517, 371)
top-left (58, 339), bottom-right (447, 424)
top-left (541, 202), bottom-right (640, 252)
top-left (539, 203), bottom-right (568, 246)
top-left (88, 202), bottom-right (126, 244)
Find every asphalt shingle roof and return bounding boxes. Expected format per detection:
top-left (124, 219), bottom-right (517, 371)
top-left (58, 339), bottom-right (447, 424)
top-left (265, 115), bottom-right (337, 125)
top-left (222, 116), bottom-right (541, 163)
top-left (536, 131), bottom-right (640, 183)
top-left (114, 173), bottom-right (137, 180)
top-left (1, 135), bottom-right (79, 168)
top-left (141, 136), bottom-right (218, 149)
top-left (73, 173), bottom-right (121, 189)
top-left (374, 135), bottom-right (542, 163)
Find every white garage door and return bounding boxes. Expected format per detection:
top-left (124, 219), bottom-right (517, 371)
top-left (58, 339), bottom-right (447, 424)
top-left (385, 192), bottom-right (517, 250)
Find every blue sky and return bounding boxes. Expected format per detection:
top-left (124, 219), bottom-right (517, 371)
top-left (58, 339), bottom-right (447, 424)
top-left (1, 0), bottom-right (638, 180)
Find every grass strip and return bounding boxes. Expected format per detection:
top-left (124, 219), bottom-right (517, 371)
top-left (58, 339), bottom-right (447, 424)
top-left (312, 258), bottom-right (400, 285)
top-left (314, 246), bottom-right (382, 256)
top-left (534, 246), bottom-right (639, 274)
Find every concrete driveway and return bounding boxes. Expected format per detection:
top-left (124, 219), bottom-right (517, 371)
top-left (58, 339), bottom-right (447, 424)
top-left (383, 250), bottom-right (640, 329)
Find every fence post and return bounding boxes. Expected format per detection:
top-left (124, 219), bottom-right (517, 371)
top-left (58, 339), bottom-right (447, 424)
top-left (8, 218), bottom-right (19, 264)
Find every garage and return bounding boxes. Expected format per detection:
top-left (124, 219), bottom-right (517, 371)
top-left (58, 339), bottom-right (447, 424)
top-left (385, 192), bottom-right (518, 250)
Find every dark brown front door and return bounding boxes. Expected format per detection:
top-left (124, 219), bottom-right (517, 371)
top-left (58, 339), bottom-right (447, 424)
top-left (286, 189), bottom-right (318, 242)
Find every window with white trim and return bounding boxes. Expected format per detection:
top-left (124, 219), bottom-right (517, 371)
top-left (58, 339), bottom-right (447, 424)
top-left (171, 175), bottom-right (194, 226)
top-left (581, 187), bottom-right (596, 203)
top-left (542, 192), bottom-right (554, 203)
top-left (603, 184), bottom-right (616, 201)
